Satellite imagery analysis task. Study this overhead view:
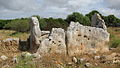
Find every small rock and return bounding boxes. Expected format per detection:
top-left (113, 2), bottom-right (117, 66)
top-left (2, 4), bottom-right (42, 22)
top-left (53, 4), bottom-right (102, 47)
top-left (94, 56), bottom-right (100, 59)
top-left (72, 57), bottom-right (77, 63)
top-left (85, 63), bottom-right (91, 68)
top-left (113, 60), bottom-right (120, 64)
top-left (32, 53), bottom-right (41, 58)
top-left (67, 62), bottom-right (73, 66)
top-left (95, 63), bottom-right (98, 66)
top-left (12, 56), bottom-right (18, 63)
top-left (78, 58), bottom-right (86, 63)
top-left (0, 55), bottom-right (8, 60)
top-left (105, 61), bottom-right (111, 64)
top-left (21, 52), bottom-right (32, 58)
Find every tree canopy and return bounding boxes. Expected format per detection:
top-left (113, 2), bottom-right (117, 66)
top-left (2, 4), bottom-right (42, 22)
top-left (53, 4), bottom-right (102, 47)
top-left (66, 12), bottom-right (90, 26)
top-left (0, 10), bottom-right (120, 32)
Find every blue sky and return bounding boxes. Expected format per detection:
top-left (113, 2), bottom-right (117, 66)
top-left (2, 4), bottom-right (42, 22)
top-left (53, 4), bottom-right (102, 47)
top-left (0, 0), bottom-right (120, 19)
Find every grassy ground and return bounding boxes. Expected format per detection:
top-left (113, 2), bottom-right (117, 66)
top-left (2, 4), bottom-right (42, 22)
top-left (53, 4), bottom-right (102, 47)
top-left (108, 27), bottom-right (120, 48)
top-left (0, 27), bottom-right (120, 68)
top-left (0, 30), bottom-right (29, 67)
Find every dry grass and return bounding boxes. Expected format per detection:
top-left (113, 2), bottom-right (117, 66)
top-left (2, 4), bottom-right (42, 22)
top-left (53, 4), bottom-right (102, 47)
top-left (0, 28), bottom-right (120, 68)
top-left (0, 30), bottom-right (29, 67)
top-left (108, 27), bottom-right (120, 48)
top-left (0, 30), bottom-right (29, 40)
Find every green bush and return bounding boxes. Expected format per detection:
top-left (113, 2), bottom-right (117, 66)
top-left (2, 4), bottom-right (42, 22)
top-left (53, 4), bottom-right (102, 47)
top-left (4, 18), bottom-right (30, 32)
top-left (66, 12), bottom-right (90, 26)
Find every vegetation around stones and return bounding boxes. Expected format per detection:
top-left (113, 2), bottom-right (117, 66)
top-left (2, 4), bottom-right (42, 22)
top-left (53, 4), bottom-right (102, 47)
top-left (0, 10), bottom-right (120, 32)
top-left (108, 27), bottom-right (120, 48)
top-left (0, 10), bottom-right (120, 68)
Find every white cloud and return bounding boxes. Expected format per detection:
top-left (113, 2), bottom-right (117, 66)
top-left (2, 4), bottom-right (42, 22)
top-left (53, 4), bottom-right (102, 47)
top-left (0, 0), bottom-right (120, 19)
top-left (0, 0), bottom-right (39, 11)
top-left (99, 8), bottom-right (120, 17)
top-left (105, 0), bottom-right (120, 9)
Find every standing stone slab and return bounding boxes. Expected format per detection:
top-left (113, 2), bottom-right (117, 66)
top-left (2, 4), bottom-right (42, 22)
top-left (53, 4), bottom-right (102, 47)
top-left (29, 17), bottom-right (41, 52)
top-left (37, 28), bottom-right (66, 55)
top-left (67, 22), bottom-right (110, 56)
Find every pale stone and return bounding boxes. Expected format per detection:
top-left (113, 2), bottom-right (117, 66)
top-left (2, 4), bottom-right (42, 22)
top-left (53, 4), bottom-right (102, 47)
top-left (28, 17), bottom-right (110, 57)
top-left (29, 17), bottom-right (41, 52)
top-left (91, 13), bottom-right (107, 30)
top-left (32, 53), bottom-right (41, 58)
top-left (72, 57), bottom-right (77, 63)
top-left (67, 22), bottom-right (109, 56)
top-left (0, 55), bottom-right (8, 60)
top-left (85, 63), bottom-right (92, 67)
top-left (12, 56), bottom-right (18, 63)
top-left (21, 52), bottom-right (32, 58)
top-left (94, 56), bottom-right (100, 59)
top-left (37, 28), bottom-right (66, 55)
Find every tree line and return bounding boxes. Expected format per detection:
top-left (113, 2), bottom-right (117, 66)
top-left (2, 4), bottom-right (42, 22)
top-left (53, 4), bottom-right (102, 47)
top-left (0, 10), bottom-right (120, 32)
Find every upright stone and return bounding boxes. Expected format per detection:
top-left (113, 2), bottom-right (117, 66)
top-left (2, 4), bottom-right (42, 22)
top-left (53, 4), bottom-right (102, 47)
top-left (67, 22), bottom-right (109, 56)
top-left (91, 13), bottom-right (107, 30)
top-left (29, 17), bottom-right (41, 52)
top-left (37, 28), bottom-right (66, 55)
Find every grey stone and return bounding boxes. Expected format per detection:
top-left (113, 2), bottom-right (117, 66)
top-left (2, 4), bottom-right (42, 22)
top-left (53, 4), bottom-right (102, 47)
top-left (29, 17), bottom-right (41, 52)
top-left (91, 13), bottom-right (107, 30)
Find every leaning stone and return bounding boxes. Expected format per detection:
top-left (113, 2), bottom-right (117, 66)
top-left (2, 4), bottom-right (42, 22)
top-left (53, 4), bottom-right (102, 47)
top-left (91, 13), bottom-right (107, 30)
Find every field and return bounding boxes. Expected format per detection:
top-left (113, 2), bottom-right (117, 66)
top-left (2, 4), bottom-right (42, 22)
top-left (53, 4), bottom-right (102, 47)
top-left (0, 27), bottom-right (120, 68)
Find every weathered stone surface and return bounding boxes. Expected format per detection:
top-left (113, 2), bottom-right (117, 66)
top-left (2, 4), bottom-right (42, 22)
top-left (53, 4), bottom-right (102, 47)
top-left (29, 17), bottom-right (41, 52)
top-left (37, 28), bottom-right (66, 55)
top-left (28, 17), bottom-right (110, 56)
top-left (67, 22), bottom-right (109, 56)
top-left (41, 31), bottom-right (50, 40)
top-left (91, 13), bottom-right (107, 30)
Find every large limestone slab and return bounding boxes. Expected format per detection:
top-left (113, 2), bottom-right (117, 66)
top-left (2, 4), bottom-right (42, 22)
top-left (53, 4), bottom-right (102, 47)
top-left (67, 22), bottom-right (110, 56)
top-left (37, 28), bottom-right (66, 55)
